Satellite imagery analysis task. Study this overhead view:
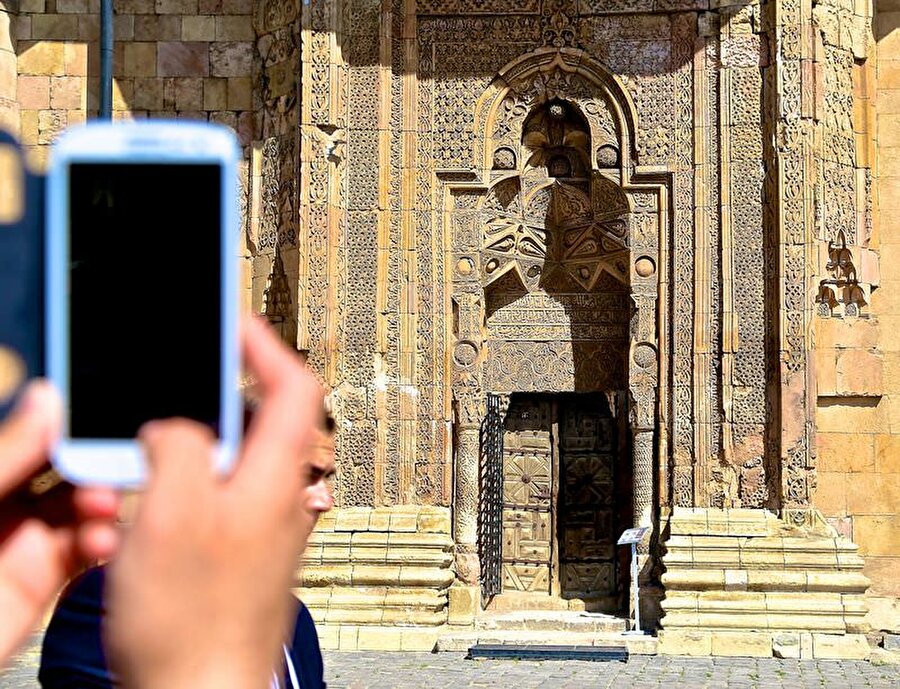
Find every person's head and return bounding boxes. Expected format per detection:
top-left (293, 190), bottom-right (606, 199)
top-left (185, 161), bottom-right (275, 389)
top-left (241, 352), bottom-right (335, 537)
top-left (300, 413), bottom-right (335, 534)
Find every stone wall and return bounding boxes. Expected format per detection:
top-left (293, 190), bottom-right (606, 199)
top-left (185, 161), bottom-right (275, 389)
top-left (12, 0), bottom-right (255, 169)
top-left (868, 0), bottom-right (900, 631)
top-left (8, 0), bottom-right (259, 332)
top-left (296, 506), bottom-right (455, 649)
top-left (1, 2), bottom-right (17, 133)
top-left (813, 1), bottom-right (900, 633)
top-left (660, 508), bottom-right (871, 660)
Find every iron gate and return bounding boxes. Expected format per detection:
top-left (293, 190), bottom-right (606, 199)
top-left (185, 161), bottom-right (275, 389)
top-left (478, 393), bottom-right (504, 606)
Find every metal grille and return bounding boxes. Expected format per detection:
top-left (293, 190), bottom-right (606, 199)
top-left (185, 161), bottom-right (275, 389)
top-left (478, 393), bottom-right (504, 606)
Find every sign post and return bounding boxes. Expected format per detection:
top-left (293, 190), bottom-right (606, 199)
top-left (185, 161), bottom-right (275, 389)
top-left (617, 526), bottom-right (649, 635)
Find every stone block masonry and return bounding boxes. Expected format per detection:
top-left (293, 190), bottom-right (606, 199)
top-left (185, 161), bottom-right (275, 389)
top-left (659, 508), bottom-right (871, 660)
top-left (296, 506), bottom-right (455, 631)
top-left (12, 1), bottom-right (255, 169)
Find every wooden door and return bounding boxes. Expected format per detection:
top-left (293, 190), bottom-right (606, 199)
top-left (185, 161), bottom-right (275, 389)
top-left (558, 395), bottom-right (617, 603)
top-left (501, 396), bottom-right (554, 593)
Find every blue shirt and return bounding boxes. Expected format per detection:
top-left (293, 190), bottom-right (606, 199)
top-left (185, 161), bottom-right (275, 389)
top-left (39, 566), bottom-right (326, 689)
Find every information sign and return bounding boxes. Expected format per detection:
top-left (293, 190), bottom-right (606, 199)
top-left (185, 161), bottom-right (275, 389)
top-left (617, 526), bottom-right (649, 546)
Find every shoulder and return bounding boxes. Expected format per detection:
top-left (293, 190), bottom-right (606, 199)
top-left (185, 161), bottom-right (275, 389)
top-left (39, 566), bottom-right (111, 688)
top-left (291, 600), bottom-right (322, 650)
top-left (289, 599), bottom-right (326, 689)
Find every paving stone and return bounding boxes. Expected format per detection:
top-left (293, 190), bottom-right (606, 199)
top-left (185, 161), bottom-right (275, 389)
top-left (5, 635), bottom-right (900, 688)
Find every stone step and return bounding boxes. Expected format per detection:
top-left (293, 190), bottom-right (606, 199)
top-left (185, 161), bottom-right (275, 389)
top-left (661, 568), bottom-right (870, 593)
top-left (475, 610), bottom-right (627, 633)
top-left (436, 629), bottom-right (657, 655)
top-left (468, 644), bottom-right (628, 662)
top-left (297, 585), bottom-right (449, 626)
top-left (303, 530), bottom-right (454, 568)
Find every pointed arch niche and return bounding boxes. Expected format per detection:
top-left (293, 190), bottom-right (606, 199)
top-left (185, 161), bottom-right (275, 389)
top-left (443, 49), bottom-right (671, 588)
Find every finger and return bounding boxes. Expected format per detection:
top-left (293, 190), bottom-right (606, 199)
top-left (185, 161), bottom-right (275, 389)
top-left (137, 419), bottom-right (216, 524)
top-left (236, 319), bottom-right (324, 493)
top-left (73, 487), bottom-right (121, 561)
top-left (72, 486), bottom-right (121, 522)
top-left (0, 381), bottom-right (62, 499)
top-left (77, 520), bottom-right (120, 561)
top-left (0, 519), bottom-right (77, 662)
top-left (241, 316), bottom-right (310, 395)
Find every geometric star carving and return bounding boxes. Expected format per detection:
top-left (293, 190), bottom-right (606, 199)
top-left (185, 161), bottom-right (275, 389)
top-left (481, 177), bottom-right (629, 292)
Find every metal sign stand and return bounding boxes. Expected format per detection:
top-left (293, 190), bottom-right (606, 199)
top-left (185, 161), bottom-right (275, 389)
top-left (617, 526), bottom-right (650, 635)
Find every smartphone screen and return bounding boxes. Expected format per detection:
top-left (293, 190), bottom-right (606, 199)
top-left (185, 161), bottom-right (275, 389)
top-left (67, 163), bottom-right (221, 439)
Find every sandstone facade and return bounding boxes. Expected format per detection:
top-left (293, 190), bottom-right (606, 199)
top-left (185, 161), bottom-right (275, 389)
top-left (1, 0), bottom-right (899, 657)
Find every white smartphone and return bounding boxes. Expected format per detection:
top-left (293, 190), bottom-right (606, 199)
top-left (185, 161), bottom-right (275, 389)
top-left (46, 121), bottom-right (241, 486)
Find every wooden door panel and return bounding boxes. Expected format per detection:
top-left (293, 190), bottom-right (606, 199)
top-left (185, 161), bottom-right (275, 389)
top-left (561, 562), bottom-right (615, 597)
top-left (501, 397), bottom-right (553, 593)
top-left (503, 563), bottom-right (551, 593)
top-left (502, 451), bottom-right (552, 506)
top-left (559, 397), bottom-right (617, 600)
top-left (503, 509), bottom-right (552, 560)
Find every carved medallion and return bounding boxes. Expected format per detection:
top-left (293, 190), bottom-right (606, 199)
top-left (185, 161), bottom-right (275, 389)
top-left (453, 340), bottom-right (480, 369)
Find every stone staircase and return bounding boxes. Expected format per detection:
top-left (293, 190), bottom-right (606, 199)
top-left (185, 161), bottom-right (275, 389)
top-left (659, 507), bottom-right (871, 659)
top-left (295, 506), bottom-right (455, 626)
top-left (476, 610), bottom-right (627, 633)
top-left (436, 610), bottom-right (657, 654)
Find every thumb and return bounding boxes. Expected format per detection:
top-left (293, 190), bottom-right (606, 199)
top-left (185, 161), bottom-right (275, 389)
top-left (136, 419), bottom-right (216, 522)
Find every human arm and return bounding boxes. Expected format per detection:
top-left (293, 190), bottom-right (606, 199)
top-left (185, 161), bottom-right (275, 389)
top-left (104, 317), bottom-right (325, 689)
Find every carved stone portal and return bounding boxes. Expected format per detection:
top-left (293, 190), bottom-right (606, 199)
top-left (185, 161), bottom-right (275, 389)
top-left (449, 49), bottom-right (665, 597)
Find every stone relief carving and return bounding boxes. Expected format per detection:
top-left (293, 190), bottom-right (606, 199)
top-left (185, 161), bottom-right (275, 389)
top-left (256, 137), bottom-right (297, 252)
top-left (485, 340), bottom-right (627, 393)
top-left (272, 0), bottom-right (869, 535)
top-left (262, 251), bottom-right (296, 347)
top-left (480, 177), bottom-right (630, 292)
top-left (253, 0), bottom-right (299, 34)
top-left (436, 46), bottom-right (665, 555)
top-left (418, 0), bottom-right (539, 13)
top-left (540, 0), bottom-right (579, 49)
top-left (816, 229), bottom-right (868, 318)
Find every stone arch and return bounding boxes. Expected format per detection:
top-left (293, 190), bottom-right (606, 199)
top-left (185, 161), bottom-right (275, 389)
top-left (473, 48), bottom-right (640, 180)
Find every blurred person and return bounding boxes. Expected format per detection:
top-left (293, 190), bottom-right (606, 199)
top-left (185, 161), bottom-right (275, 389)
top-left (39, 407), bottom-right (336, 689)
top-left (2, 316), bottom-right (327, 689)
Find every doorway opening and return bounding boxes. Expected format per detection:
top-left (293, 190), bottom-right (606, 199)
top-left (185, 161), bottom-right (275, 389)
top-left (497, 392), bottom-right (630, 612)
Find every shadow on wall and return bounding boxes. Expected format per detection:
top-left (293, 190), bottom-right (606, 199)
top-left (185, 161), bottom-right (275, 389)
top-left (875, 2), bottom-right (900, 43)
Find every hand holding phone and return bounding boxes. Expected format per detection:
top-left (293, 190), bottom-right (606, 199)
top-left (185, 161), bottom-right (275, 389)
top-left (104, 318), bottom-right (325, 689)
top-left (0, 381), bottom-right (119, 665)
top-left (46, 122), bottom-right (241, 486)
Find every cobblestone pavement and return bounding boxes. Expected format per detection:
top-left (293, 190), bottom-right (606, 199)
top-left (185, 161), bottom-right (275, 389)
top-left (4, 640), bottom-right (900, 688)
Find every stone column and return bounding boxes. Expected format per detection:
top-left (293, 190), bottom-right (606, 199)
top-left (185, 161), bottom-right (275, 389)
top-left (629, 339), bottom-right (658, 552)
top-left (632, 427), bottom-right (655, 539)
top-left (454, 423), bottom-right (481, 584)
top-left (629, 323), bottom-right (660, 635)
top-left (450, 292), bottom-right (486, 585)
